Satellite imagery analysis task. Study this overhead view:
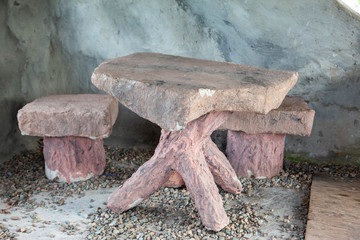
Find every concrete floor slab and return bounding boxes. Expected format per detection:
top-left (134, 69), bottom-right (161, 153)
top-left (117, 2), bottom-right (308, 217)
top-left (306, 174), bottom-right (360, 240)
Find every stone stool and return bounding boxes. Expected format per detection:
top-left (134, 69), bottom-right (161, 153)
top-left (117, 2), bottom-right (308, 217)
top-left (17, 94), bottom-right (118, 182)
top-left (220, 96), bottom-right (315, 178)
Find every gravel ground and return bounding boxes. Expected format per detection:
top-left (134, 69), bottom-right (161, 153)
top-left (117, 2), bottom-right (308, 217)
top-left (0, 143), bottom-right (359, 240)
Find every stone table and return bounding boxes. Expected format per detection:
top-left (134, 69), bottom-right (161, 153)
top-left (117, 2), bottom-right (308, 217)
top-left (91, 52), bottom-right (298, 231)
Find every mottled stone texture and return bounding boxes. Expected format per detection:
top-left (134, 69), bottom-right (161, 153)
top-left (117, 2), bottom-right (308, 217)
top-left (92, 52), bottom-right (298, 131)
top-left (44, 136), bottom-right (106, 182)
top-left (227, 131), bottom-right (285, 178)
top-left (220, 96), bottom-right (315, 136)
top-left (108, 112), bottom-right (242, 231)
top-left (17, 94), bottom-right (118, 139)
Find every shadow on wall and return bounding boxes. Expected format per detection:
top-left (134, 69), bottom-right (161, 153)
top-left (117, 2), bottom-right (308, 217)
top-left (0, 99), bottom-right (39, 160)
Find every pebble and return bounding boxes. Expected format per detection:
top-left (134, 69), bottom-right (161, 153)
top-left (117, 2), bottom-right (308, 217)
top-left (1, 145), bottom-right (359, 239)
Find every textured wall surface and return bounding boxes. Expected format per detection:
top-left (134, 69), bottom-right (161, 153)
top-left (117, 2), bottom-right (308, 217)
top-left (1, 0), bottom-right (359, 162)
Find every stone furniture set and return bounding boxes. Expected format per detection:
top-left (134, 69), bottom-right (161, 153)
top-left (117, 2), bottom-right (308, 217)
top-left (17, 52), bottom-right (315, 231)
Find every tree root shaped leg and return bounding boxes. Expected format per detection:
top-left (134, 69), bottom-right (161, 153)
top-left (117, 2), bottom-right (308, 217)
top-left (163, 137), bottom-right (243, 194)
top-left (176, 151), bottom-right (229, 231)
top-left (108, 111), bottom-right (241, 231)
top-left (203, 137), bottom-right (243, 194)
top-left (108, 131), bottom-right (175, 213)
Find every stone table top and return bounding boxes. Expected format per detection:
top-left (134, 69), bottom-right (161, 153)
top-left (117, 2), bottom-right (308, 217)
top-left (17, 94), bottom-right (118, 138)
top-left (91, 52), bottom-right (298, 131)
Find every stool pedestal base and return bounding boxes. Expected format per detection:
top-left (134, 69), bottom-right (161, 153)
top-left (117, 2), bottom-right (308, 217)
top-left (226, 131), bottom-right (285, 178)
top-left (43, 136), bottom-right (106, 182)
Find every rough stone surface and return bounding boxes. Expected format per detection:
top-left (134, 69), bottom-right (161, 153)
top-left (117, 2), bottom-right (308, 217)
top-left (17, 94), bottom-right (118, 139)
top-left (43, 136), bottom-right (106, 182)
top-left (220, 96), bottom-right (315, 136)
top-left (92, 52), bottom-right (298, 131)
top-left (108, 111), bottom-right (242, 231)
top-left (227, 131), bottom-right (286, 178)
top-left (1, 0), bottom-right (360, 162)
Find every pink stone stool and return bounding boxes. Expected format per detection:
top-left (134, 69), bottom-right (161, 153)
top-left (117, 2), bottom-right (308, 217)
top-left (17, 94), bottom-right (118, 182)
top-left (220, 96), bottom-right (315, 178)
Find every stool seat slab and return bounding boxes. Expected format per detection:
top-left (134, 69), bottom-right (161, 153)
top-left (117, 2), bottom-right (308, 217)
top-left (17, 94), bottom-right (118, 139)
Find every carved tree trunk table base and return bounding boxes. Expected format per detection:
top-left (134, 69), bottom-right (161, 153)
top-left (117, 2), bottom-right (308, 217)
top-left (108, 112), bottom-right (243, 231)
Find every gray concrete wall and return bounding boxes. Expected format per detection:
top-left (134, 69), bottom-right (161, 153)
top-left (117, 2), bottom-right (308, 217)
top-left (1, 0), bottom-right (359, 162)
